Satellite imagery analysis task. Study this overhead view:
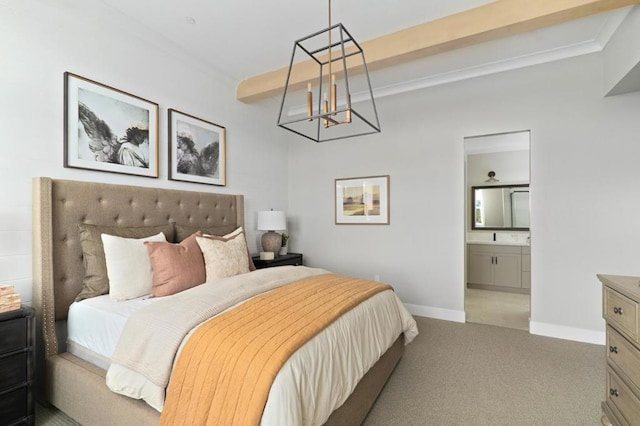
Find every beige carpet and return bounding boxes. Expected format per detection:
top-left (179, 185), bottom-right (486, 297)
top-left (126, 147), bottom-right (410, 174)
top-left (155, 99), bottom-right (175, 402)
top-left (37, 316), bottom-right (604, 425)
top-left (364, 316), bottom-right (604, 425)
top-left (465, 288), bottom-right (530, 331)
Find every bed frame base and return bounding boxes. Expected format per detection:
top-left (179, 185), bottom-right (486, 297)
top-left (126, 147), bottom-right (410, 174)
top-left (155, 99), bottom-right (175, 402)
top-left (46, 337), bottom-right (403, 426)
top-left (47, 353), bottom-right (158, 426)
top-left (325, 336), bottom-right (404, 425)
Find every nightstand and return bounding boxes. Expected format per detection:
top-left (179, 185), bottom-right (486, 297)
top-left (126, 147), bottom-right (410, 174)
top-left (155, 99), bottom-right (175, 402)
top-left (0, 306), bottom-right (35, 426)
top-left (252, 253), bottom-right (303, 269)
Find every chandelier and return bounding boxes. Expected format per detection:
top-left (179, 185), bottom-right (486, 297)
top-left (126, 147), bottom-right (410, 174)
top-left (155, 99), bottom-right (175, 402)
top-left (276, 0), bottom-right (381, 142)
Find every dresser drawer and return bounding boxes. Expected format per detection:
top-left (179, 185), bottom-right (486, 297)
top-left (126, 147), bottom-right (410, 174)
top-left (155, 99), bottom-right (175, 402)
top-left (0, 385), bottom-right (28, 424)
top-left (608, 367), bottom-right (640, 425)
top-left (0, 318), bottom-right (26, 354)
top-left (608, 326), bottom-right (640, 394)
top-left (604, 287), bottom-right (639, 341)
top-left (0, 351), bottom-right (27, 392)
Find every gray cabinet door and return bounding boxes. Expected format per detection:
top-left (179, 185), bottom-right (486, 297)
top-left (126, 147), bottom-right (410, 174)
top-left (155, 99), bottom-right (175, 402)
top-left (468, 250), bottom-right (494, 285)
top-left (493, 252), bottom-right (522, 288)
top-left (468, 244), bottom-right (525, 288)
top-left (521, 253), bottom-right (531, 289)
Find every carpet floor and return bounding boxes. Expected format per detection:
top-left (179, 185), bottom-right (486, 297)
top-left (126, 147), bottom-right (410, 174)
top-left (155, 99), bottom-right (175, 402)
top-left (36, 316), bottom-right (605, 425)
top-left (363, 316), bottom-right (604, 425)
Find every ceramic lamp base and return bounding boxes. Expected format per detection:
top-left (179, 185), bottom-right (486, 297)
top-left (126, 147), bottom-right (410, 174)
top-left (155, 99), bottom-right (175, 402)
top-left (261, 231), bottom-right (282, 255)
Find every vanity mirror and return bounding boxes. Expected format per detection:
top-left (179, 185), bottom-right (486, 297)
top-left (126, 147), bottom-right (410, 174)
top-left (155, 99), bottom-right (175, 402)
top-left (472, 184), bottom-right (529, 230)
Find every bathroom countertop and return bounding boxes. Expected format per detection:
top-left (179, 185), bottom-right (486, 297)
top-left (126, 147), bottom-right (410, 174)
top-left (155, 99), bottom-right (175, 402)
top-left (466, 240), bottom-right (529, 247)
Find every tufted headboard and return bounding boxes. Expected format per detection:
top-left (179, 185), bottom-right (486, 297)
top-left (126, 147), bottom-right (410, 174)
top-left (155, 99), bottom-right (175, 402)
top-left (32, 177), bottom-right (244, 359)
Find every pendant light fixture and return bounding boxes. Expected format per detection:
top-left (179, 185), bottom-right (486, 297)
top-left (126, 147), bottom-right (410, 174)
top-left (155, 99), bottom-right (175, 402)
top-left (276, 0), bottom-right (381, 142)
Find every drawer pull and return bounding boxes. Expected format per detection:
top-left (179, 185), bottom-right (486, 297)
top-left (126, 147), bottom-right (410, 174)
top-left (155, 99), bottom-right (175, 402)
top-left (610, 388), bottom-right (620, 397)
top-left (613, 307), bottom-right (624, 315)
top-left (609, 346), bottom-right (618, 354)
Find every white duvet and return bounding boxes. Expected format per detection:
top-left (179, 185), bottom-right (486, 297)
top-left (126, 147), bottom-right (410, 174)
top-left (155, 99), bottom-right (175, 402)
top-left (69, 266), bottom-right (418, 426)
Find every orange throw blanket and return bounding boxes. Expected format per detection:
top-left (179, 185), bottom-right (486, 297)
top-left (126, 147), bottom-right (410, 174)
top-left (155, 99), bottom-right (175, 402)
top-left (159, 273), bottom-right (392, 426)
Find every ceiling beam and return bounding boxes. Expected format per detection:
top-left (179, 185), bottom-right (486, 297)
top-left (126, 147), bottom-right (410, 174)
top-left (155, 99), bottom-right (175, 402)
top-left (236, 0), bottom-right (639, 103)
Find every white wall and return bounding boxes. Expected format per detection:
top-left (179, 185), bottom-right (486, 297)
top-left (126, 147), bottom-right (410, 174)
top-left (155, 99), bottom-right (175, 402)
top-left (287, 52), bottom-right (640, 342)
top-left (0, 1), bottom-right (288, 305)
top-left (467, 150), bottom-right (529, 186)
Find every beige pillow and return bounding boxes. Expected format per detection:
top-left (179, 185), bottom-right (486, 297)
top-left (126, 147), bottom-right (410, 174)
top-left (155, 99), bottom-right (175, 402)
top-left (175, 224), bottom-right (236, 243)
top-left (76, 223), bottom-right (175, 302)
top-left (196, 231), bottom-right (251, 281)
top-left (102, 232), bottom-right (167, 301)
top-left (179, 225), bottom-right (256, 271)
top-left (145, 232), bottom-right (206, 297)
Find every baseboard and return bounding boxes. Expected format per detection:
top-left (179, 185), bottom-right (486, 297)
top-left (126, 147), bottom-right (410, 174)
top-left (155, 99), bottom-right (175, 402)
top-left (404, 304), bottom-right (604, 344)
top-left (529, 321), bottom-right (605, 345)
top-left (404, 304), bottom-right (465, 323)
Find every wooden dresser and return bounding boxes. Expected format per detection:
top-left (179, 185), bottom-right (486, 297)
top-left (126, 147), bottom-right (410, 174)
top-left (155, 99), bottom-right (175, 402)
top-left (598, 274), bottom-right (640, 426)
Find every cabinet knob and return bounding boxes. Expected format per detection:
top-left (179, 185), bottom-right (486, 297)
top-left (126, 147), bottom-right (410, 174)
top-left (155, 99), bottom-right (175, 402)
top-left (609, 346), bottom-right (618, 354)
top-left (610, 388), bottom-right (619, 397)
top-left (613, 307), bottom-right (624, 315)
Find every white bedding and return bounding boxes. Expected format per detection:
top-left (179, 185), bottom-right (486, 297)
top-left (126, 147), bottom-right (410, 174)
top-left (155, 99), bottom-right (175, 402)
top-left (68, 267), bottom-right (418, 426)
top-left (67, 294), bottom-right (160, 369)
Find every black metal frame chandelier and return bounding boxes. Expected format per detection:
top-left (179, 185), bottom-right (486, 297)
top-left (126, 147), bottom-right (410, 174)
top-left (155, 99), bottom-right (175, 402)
top-left (276, 0), bottom-right (381, 142)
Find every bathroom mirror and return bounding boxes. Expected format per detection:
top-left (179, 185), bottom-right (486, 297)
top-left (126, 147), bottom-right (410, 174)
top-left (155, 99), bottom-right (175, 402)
top-left (472, 184), bottom-right (530, 230)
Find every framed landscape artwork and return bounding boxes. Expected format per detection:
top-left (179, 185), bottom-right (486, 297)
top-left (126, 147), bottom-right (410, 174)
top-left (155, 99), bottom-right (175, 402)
top-left (64, 72), bottom-right (159, 177)
top-left (335, 175), bottom-right (390, 225)
top-left (168, 109), bottom-right (226, 186)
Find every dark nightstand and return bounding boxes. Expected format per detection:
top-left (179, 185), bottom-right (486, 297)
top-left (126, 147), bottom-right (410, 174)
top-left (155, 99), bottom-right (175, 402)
top-left (252, 253), bottom-right (303, 269)
top-left (0, 306), bottom-right (35, 426)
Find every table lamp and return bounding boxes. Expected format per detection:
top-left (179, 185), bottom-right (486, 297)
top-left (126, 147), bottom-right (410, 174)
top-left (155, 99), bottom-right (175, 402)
top-left (257, 210), bottom-right (286, 256)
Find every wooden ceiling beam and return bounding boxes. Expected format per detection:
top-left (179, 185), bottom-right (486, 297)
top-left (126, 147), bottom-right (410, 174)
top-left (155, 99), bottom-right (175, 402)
top-left (236, 0), bottom-right (639, 103)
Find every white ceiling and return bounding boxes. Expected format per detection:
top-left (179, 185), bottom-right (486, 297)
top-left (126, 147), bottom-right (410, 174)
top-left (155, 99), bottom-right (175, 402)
top-left (89, 1), bottom-right (633, 99)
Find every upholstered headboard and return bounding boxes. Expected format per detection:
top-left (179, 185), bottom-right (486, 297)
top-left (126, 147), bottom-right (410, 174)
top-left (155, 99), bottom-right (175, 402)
top-left (32, 177), bottom-right (244, 359)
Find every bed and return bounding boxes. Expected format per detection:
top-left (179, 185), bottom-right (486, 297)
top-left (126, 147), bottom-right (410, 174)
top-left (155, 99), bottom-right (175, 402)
top-left (32, 177), bottom-right (417, 425)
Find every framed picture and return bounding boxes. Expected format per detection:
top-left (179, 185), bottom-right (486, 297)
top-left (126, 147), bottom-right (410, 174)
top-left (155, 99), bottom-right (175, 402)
top-left (168, 109), bottom-right (226, 186)
top-left (335, 175), bottom-right (390, 225)
top-left (64, 72), bottom-right (159, 177)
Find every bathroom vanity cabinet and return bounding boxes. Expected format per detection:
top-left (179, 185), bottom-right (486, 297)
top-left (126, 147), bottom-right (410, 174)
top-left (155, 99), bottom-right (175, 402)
top-left (468, 243), bottom-right (530, 291)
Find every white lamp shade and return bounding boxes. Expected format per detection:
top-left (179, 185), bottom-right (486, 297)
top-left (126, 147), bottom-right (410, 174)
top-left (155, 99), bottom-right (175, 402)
top-left (257, 210), bottom-right (286, 231)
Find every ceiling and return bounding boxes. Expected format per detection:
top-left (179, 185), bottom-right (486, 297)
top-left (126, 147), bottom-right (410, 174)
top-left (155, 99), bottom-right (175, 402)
top-left (93, 0), bottom-right (633, 102)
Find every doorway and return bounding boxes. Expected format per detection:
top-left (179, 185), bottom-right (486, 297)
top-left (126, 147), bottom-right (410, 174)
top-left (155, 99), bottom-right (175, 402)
top-left (463, 131), bottom-right (531, 331)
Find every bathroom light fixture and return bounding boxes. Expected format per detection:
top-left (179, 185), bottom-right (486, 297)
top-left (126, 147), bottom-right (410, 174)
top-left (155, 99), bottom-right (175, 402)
top-left (485, 171), bottom-right (499, 183)
top-left (276, 0), bottom-right (380, 142)
top-left (257, 210), bottom-right (286, 255)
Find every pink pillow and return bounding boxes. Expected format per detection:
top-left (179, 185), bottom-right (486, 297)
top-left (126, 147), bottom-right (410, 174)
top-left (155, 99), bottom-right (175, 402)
top-left (145, 232), bottom-right (205, 297)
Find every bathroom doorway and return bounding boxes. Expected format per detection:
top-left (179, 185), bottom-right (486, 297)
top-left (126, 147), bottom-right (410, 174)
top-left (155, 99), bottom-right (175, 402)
top-left (463, 131), bottom-right (531, 331)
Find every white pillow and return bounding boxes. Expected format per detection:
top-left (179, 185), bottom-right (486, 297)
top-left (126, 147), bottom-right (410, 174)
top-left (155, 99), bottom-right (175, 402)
top-left (101, 232), bottom-right (167, 301)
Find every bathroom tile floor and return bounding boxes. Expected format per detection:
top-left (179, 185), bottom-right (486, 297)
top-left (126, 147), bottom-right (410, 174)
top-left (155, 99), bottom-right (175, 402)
top-left (465, 288), bottom-right (530, 331)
